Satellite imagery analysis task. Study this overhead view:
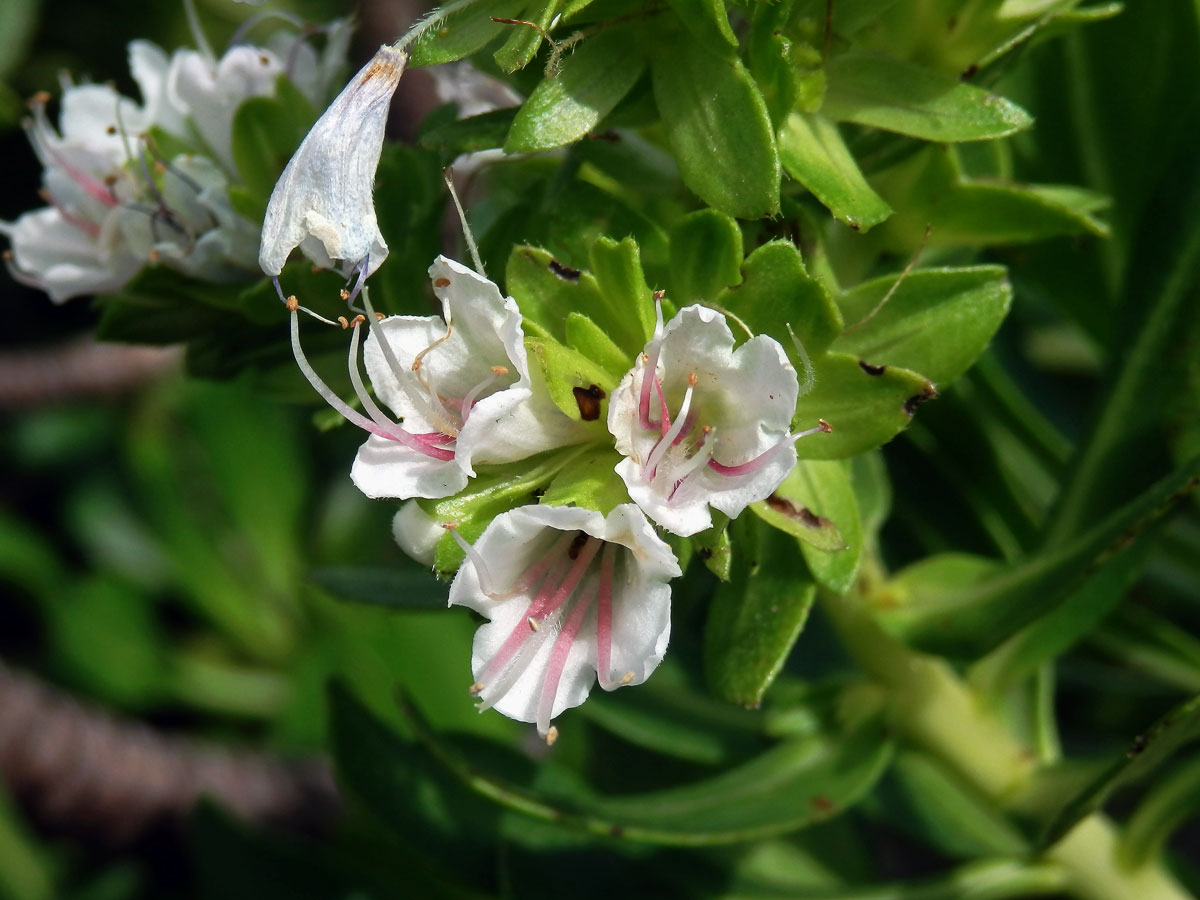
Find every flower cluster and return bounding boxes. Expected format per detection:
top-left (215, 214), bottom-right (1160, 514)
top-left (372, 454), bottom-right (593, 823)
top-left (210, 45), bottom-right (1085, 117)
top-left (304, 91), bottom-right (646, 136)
top-left (1, 16), bottom-right (349, 302)
top-left (266, 46), bottom-right (829, 742)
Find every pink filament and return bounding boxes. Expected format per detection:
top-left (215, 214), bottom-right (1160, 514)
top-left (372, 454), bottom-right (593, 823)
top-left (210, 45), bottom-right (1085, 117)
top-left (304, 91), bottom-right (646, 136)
top-left (595, 544), bottom-right (616, 690)
top-left (537, 578), bottom-right (597, 735)
top-left (476, 538), bottom-right (601, 688)
top-left (290, 310), bottom-right (454, 460)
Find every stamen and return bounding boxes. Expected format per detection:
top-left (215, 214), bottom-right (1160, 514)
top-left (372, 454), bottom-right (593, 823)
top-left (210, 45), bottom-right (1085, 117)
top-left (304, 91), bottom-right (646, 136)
top-left (708, 431), bottom-right (804, 478)
top-left (443, 168), bottom-right (485, 277)
top-left (666, 427), bottom-right (716, 505)
top-left (644, 374), bottom-right (697, 480)
top-left (595, 544), bottom-right (617, 690)
top-left (346, 316), bottom-right (432, 447)
top-left (638, 299), bottom-right (666, 429)
top-left (182, 0), bottom-right (216, 63)
top-left (290, 308), bottom-right (454, 459)
top-left (343, 254), bottom-right (370, 308)
top-left (786, 323), bottom-right (816, 398)
top-left (360, 288), bottom-right (459, 435)
top-left (445, 523), bottom-right (499, 597)
top-left (536, 575), bottom-right (599, 737)
top-left (275, 277), bottom-right (337, 324)
top-left (460, 365), bottom-right (508, 423)
top-left (475, 537), bottom-right (601, 704)
top-left (545, 726), bottom-right (559, 746)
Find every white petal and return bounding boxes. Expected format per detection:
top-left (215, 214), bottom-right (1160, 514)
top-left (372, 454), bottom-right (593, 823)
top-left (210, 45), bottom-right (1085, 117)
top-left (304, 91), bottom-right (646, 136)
top-left (392, 501), bottom-right (444, 567)
top-left (351, 434), bottom-right (467, 500)
top-left (170, 46), bottom-right (284, 169)
top-left (447, 504), bottom-right (679, 728)
top-left (129, 40), bottom-right (188, 136)
top-left (258, 45), bottom-right (404, 277)
top-left (2, 207), bottom-right (140, 303)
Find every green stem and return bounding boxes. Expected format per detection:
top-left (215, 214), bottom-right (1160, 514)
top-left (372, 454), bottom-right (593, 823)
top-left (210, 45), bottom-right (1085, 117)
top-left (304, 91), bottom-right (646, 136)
top-left (820, 591), bottom-right (1194, 900)
top-left (391, 0), bottom-right (487, 53)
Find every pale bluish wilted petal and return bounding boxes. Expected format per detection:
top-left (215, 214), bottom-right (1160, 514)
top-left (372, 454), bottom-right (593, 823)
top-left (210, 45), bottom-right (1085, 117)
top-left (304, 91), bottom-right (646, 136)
top-left (258, 45), bottom-right (405, 278)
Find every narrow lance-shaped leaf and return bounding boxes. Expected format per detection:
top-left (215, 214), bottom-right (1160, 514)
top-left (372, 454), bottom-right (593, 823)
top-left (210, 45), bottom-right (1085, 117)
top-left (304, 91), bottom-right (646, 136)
top-left (779, 112), bottom-right (892, 232)
top-left (389, 687), bottom-right (893, 844)
top-left (1039, 693), bottom-right (1200, 848)
top-left (879, 456), bottom-right (1200, 657)
top-left (706, 517), bottom-right (817, 708)
top-left (822, 51), bottom-right (1033, 142)
top-left (777, 111), bottom-right (892, 232)
top-left (833, 266), bottom-right (1013, 387)
top-left (652, 34), bottom-right (780, 219)
top-left (505, 25), bottom-right (645, 153)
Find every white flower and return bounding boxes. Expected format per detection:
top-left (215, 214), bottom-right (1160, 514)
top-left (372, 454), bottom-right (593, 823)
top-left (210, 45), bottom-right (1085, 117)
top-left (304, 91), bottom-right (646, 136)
top-left (168, 46), bottom-right (288, 170)
top-left (608, 304), bottom-right (821, 537)
top-left (1, 208), bottom-right (140, 303)
top-left (287, 256), bottom-right (590, 500)
top-left (258, 45), bottom-right (404, 280)
top-left (3, 25), bottom-right (351, 303)
top-left (447, 503), bottom-right (681, 741)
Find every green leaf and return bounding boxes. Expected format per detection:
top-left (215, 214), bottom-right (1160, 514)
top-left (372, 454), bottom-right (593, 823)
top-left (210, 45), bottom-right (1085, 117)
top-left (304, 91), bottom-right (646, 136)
top-left (692, 516), bottom-right (733, 581)
top-left (309, 565), bottom-right (447, 610)
top-left (95, 268), bottom-right (235, 344)
top-left (822, 51), bottom-right (1033, 142)
top-left (833, 266), bottom-right (1013, 386)
top-left (49, 575), bottom-right (163, 707)
top-left (874, 147), bottom-right (1110, 249)
top-left (663, 0), bottom-right (738, 58)
top-left (1040, 693), bottom-right (1200, 847)
top-left (538, 446), bottom-right (629, 513)
top-left (706, 518), bottom-right (818, 708)
top-left (408, 0), bottom-right (527, 66)
top-left (1120, 754), bottom-right (1200, 869)
top-left (327, 685), bottom-right (507, 879)
top-left (878, 457), bottom-right (1200, 658)
top-left (0, 0), bottom-right (39, 81)
top-left (589, 235), bottom-right (657, 354)
top-left (0, 786), bottom-right (53, 900)
top-left (652, 34), bottom-right (780, 218)
top-left (419, 107), bottom-right (517, 158)
top-left (1090, 605), bottom-right (1200, 694)
top-left (968, 545), bottom-right (1149, 697)
top-left (494, 0), bottom-right (563, 72)
top-left (525, 335), bottom-right (620, 421)
top-left (581, 663), bottom-right (765, 765)
top-left (881, 750), bottom-right (1030, 858)
top-left (229, 79), bottom-right (315, 215)
top-left (715, 240), bottom-right (843, 357)
top-left (779, 112), bottom-right (893, 232)
top-left (506, 244), bottom-right (607, 343)
top-left (505, 25), bottom-right (645, 152)
top-left (669, 209), bottom-right (744, 305)
top-left (396, 688), bottom-right (894, 844)
top-left (792, 352), bottom-right (936, 460)
top-left (1043, 122), bottom-right (1200, 548)
top-left (564, 312), bottom-right (630, 380)
top-left (424, 450), bottom-right (589, 573)
top-left (756, 459), bottom-right (863, 594)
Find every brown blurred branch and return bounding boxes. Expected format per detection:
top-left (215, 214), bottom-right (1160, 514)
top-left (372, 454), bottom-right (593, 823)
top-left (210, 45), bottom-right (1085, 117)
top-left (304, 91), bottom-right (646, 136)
top-left (0, 337), bottom-right (181, 410)
top-left (0, 660), bottom-right (340, 845)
